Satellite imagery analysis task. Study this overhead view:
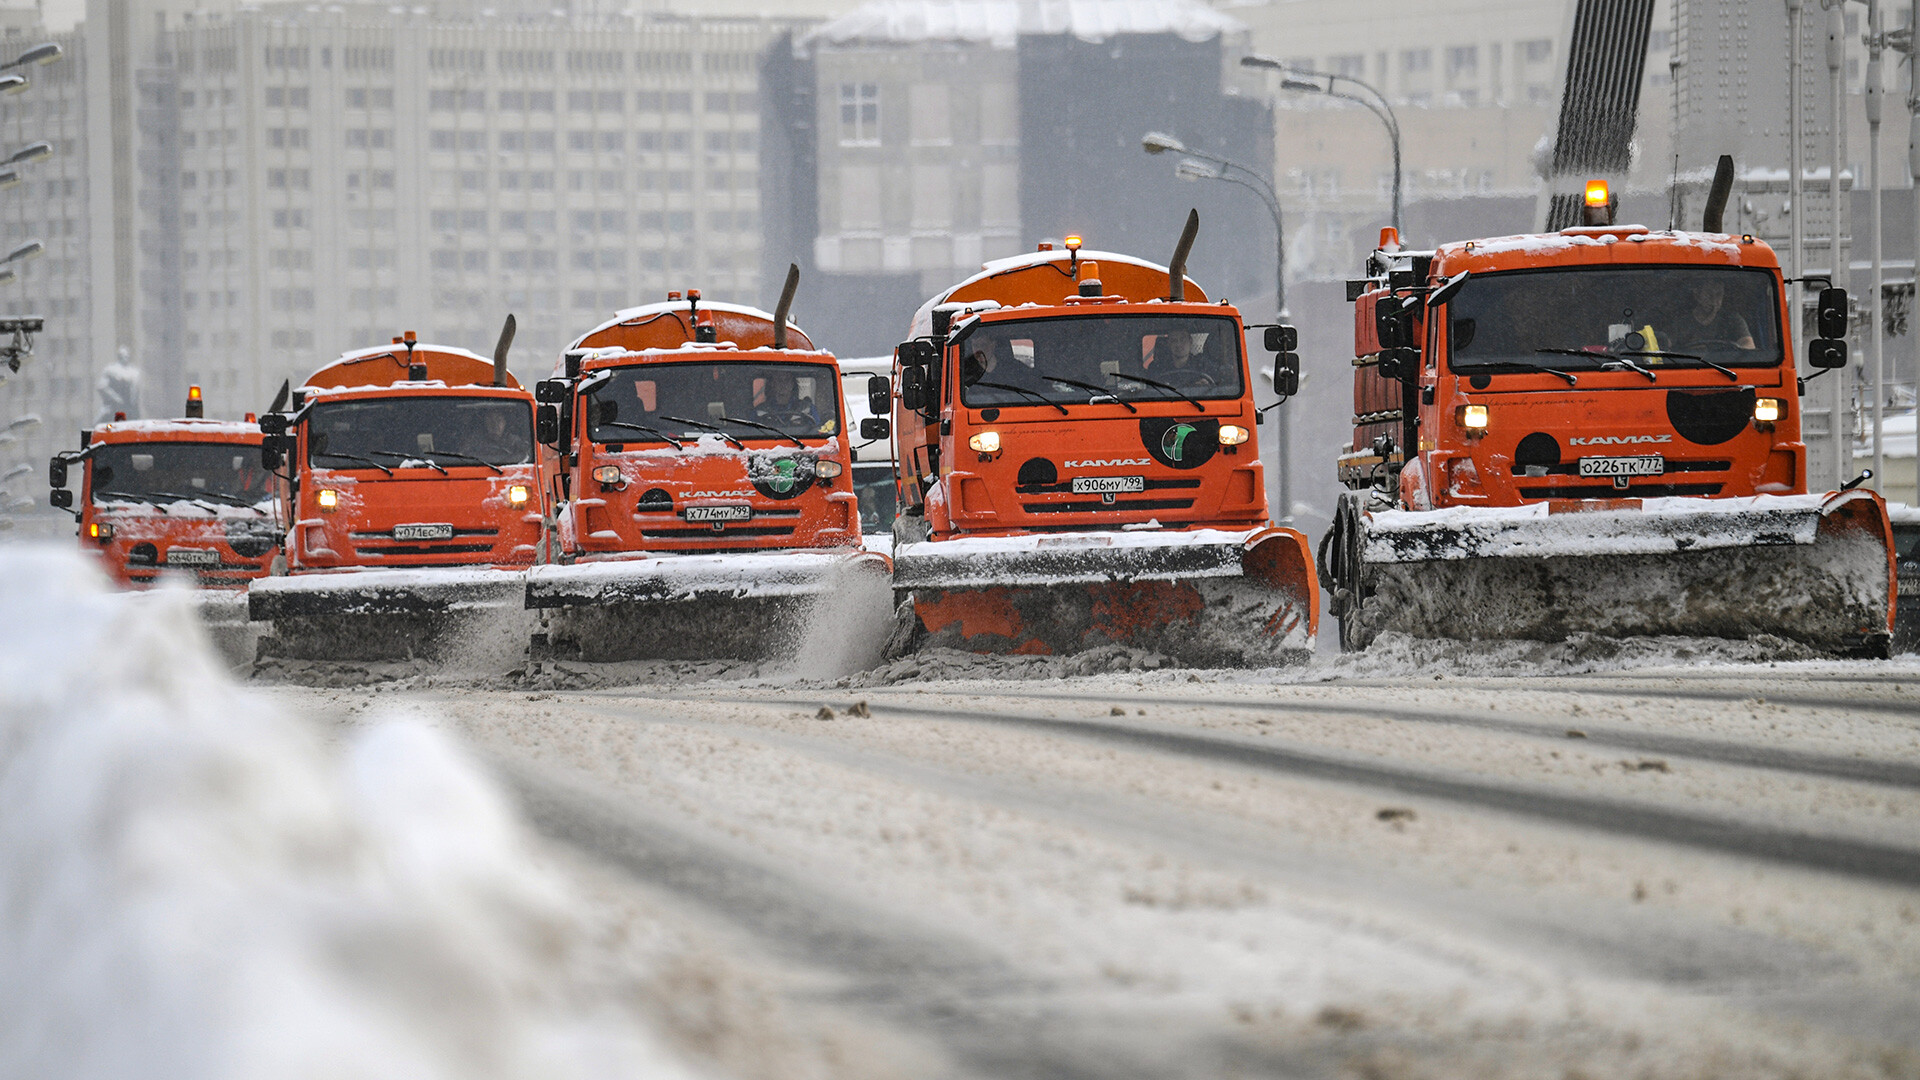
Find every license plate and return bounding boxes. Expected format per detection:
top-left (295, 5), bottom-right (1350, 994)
top-left (393, 523), bottom-right (454, 540)
top-left (1070, 475), bottom-right (1146, 495)
top-left (166, 547), bottom-right (219, 566)
top-left (683, 504), bottom-right (753, 523)
top-left (1577, 456), bottom-right (1664, 478)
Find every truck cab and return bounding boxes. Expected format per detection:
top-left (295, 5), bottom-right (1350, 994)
top-left (539, 294), bottom-right (863, 559)
top-left (49, 388), bottom-right (280, 588)
top-left (260, 337), bottom-right (545, 572)
top-left (1350, 221), bottom-right (1846, 509)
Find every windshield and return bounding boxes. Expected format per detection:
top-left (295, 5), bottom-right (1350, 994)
top-left (851, 463), bottom-right (897, 534)
top-left (1447, 266), bottom-right (1782, 372)
top-left (584, 360), bottom-right (841, 444)
top-left (307, 396), bottom-right (533, 468)
top-left (91, 441), bottom-right (273, 507)
top-left (955, 314), bottom-right (1244, 409)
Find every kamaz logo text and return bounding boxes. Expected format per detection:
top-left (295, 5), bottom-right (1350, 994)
top-left (1063, 458), bottom-right (1151, 468)
top-left (682, 489), bottom-right (754, 498)
top-left (1567, 435), bottom-right (1672, 445)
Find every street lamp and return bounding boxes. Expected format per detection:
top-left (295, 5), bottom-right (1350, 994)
top-left (1, 43), bottom-right (62, 70)
top-left (0, 76), bottom-right (27, 97)
top-left (5, 141), bottom-right (51, 167)
top-left (1241, 54), bottom-right (1403, 234)
top-left (1142, 130), bottom-right (1293, 523)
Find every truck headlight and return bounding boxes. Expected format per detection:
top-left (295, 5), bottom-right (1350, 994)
top-left (1754, 397), bottom-right (1783, 423)
top-left (592, 465), bottom-right (622, 486)
top-left (1218, 424), bottom-right (1250, 446)
top-left (814, 459), bottom-right (843, 478)
top-left (507, 484), bottom-right (530, 506)
top-left (968, 431), bottom-right (1001, 453)
top-left (87, 521), bottom-right (113, 541)
top-left (1459, 404), bottom-right (1489, 430)
top-left (316, 488), bottom-right (339, 511)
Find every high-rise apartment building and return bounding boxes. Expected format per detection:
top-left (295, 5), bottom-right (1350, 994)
top-left (141, 8), bottom-right (791, 412)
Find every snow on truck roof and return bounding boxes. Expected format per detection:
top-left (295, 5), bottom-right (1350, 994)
top-left (910, 248), bottom-right (1205, 337)
top-left (90, 418), bottom-right (264, 440)
top-left (300, 342), bottom-right (524, 393)
top-left (803, 0), bottom-right (1245, 50)
top-left (567, 300), bottom-right (803, 350)
top-left (1433, 228), bottom-right (1769, 269)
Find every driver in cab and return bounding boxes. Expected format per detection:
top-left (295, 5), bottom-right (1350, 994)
top-left (1670, 277), bottom-right (1756, 351)
top-left (1146, 329), bottom-right (1215, 387)
top-left (755, 370), bottom-right (822, 431)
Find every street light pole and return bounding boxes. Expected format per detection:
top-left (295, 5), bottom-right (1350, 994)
top-left (1241, 54), bottom-right (1402, 233)
top-left (1142, 131), bottom-right (1292, 522)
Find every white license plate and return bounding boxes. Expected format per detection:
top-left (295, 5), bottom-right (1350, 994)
top-left (683, 504), bottom-right (753, 523)
top-left (1070, 475), bottom-right (1146, 495)
top-left (1577, 456), bottom-right (1664, 478)
top-left (393, 523), bottom-right (454, 540)
top-left (166, 547), bottom-right (219, 566)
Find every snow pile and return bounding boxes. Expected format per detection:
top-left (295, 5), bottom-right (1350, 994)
top-left (1307, 630), bottom-right (1824, 680)
top-left (0, 547), bottom-right (697, 1080)
top-left (803, 0), bottom-right (1245, 51)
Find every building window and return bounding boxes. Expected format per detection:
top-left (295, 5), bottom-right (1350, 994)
top-left (1520, 39), bottom-right (1553, 64)
top-left (1446, 46), bottom-right (1477, 77)
top-left (1401, 49), bottom-right (1431, 74)
top-left (839, 82), bottom-right (879, 145)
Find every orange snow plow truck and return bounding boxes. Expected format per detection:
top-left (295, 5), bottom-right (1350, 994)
top-left (48, 386), bottom-right (280, 590)
top-left (524, 270), bottom-right (887, 660)
top-left (886, 212), bottom-right (1319, 666)
top-left (247, 324), bottom-right (547, 660)
top-left (1321, 173), bottom-right (1896, 655)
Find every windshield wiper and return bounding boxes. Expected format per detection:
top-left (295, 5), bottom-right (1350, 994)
top-left (395, 448), bottom-right (506, 474)
top-left (1107, 372), bottom-right (1207, 412)
top-left (661, 415), bottom-right (747, 449)
top-left (597, 421), bottom-right (684, 449)
top-left (1624, 350), bottom-right (1737, 380)
top-left (366, 450), bottom-right (448, 475)
top-left (1042, 375), bottom-right (1137, 412)
top-left (311, 452), bottom-right (395, 476)
top-left (163, 489), bottom-right (265, 509)
top-left (716, 415), bottom-right (807, 447)
top-left (965, 381), bottom-right (1070, 415)
top-left (101, 490), bottom-right (172, 513)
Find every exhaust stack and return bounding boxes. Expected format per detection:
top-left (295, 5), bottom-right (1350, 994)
top-left (492, 313), bottom-right (516, 387)
top-left (773, 263), bottom-right (800, 349)
top-left (1702, 154), bottom-right (1735, 233)
top-left (1167, 209), bottom-right (1199, 302)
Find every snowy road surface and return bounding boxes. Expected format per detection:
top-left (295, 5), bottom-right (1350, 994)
top-left (265, 664), bottom-right (1920, 1079)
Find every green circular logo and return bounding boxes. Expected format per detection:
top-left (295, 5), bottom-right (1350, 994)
top-left (1161, 423), bottom-right (1197, 463)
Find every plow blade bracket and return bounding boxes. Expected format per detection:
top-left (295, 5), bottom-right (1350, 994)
top-left (1351, 492), bottom-right (1894, 654)
top-left (249, 567), bottom-right (528, 620)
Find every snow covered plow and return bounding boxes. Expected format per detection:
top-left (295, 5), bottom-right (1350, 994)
top-left (249, 568), bottom-right (530, 661)
top-left (892, 526), bottom-right (1318, 666)
top-left (526, 550), bottom-right (889, 661)
top-left (1321, 491), bottom-right (1896, 656)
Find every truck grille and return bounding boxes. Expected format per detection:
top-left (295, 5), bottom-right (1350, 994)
top-left (1518, 482), bottom-right (1724, 499)
top-left (1020, 498), bottom-right (1197, 514)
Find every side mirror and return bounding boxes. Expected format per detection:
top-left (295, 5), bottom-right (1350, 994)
top-left (860, 416), bottom-right (891, 440)
top-left (536, 378), bottom-right (569, 404)
top-left (536, 404), bottom-right (560, 445)
top-left (1809, 338), bottom-right (1848, 370)
top-left (261, 443), bottom-right (283, 471)
top-left (1425, 270), bottom-right (1471, 308)
top-left (867, 374), bottom-right (891, 416)
top-left (900, 364), bottom-right (927, 412)
top-left (1375, 298), bottom-right (1415, 351)
top-left (1263, 324), bottom-right (1298, 354)
top-left (259, 412), bottom-right (287, 436)
top-left (1817, 287), bottom-right (1849, 339)
top-left (49, 487), bottom-right (71, 509)
top-left (47, 456), bottom-right (65, 488)
top-left (1272, 351), bottom-right (1300, 397)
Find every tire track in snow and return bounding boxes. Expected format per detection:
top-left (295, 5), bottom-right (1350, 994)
top-left (655, 692), bottom-right (1920, 888)
top-left (906, 686), bottom-right (1920, 791)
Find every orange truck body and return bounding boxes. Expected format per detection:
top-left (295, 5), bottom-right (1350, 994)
top-left (524, 294), bottom-right (884, 660)
top-left (52, 398), bottom-right (279, 589)
top-left (244, 339), bottom-right (548, 660)
top-left (1328, 221), bottom-right (1895, 654)
top-left (889, 243), bottom-right (1319, 665)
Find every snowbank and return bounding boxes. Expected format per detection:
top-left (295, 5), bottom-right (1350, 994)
top-left (0, 547), bottom-right (697, 1080)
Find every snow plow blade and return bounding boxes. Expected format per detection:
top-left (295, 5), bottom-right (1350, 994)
top-left (248, 568), bottom-right (530, 661)
top-left (892, 527), bottom-right (1319, 666)
top-left (526, 550), bottom-right (891, 661)
top-left (1328, 491), bottom-right (1896, 656)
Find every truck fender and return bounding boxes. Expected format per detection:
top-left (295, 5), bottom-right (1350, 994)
top-left (1399, 456), bottom-right (1432, 511)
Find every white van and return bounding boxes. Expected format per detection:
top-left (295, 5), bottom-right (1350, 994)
top-left (838, 356), bottom-right (897, 551)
